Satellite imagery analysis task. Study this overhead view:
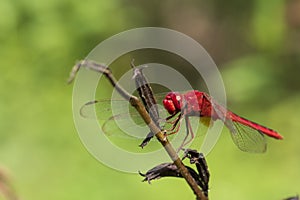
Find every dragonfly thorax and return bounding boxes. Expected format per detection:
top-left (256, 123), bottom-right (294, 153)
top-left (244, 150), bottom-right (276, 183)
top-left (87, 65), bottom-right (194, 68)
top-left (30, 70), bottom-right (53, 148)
top-left (163, 90), bottom-right (214, 117)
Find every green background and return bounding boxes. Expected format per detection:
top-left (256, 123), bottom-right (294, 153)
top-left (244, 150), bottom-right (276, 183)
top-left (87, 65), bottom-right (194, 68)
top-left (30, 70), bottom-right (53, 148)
top-left (0, 0), bottom-right (300, 199)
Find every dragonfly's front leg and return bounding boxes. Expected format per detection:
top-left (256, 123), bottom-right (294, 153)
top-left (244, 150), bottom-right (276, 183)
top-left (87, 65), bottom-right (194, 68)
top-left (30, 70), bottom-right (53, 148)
top-left (165, 112), bottom-right (180, 124)
top-left (164, 113), bottom-right (182, 133)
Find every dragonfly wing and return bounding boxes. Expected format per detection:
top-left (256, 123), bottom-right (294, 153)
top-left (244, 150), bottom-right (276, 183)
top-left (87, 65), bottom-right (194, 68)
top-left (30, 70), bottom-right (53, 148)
top-left (208, 97), bottom-right (267, 153)
top-left (101, 112), bottom-right (154, 139)
top-left (80, 92), bottom-right (170, 120)
top-left (80, 99), bottom-right (135, 120)
top-left (225, 119), bottom-right (267, 153)
top-left (80, 98), bottom-right (168, 139)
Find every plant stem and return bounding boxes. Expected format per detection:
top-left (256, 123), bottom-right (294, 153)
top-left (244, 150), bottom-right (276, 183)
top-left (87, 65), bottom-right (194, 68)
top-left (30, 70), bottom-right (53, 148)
top-left (68, 60), bottom-right (208, 200)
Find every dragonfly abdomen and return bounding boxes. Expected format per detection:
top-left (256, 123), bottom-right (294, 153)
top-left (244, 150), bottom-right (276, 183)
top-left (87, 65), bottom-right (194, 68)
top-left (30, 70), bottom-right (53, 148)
top-left (229, 113), bottom-right (283, 139)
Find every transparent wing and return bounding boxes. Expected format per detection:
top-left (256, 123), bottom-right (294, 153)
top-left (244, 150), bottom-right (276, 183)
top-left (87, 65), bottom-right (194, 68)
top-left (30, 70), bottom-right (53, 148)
top-left (79, 93), bottom-right (169, 139)
top-left (80, 99), bottom-right (148, 139)
top-left (80, 93), bottom-right (168, 120)
top-left (225, 120), bottom-right (266, 153)
top-left (101, 112), bottom-right (150, 140)
top-left (209, 96), bottom-right (266, 153)
top-left (80, 99), bottom-right (128, 120)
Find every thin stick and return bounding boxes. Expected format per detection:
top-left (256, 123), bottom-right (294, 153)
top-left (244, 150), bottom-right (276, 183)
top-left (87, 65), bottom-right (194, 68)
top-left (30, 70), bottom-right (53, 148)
top-left (68, 60), bottom-right (207, 200)
top-left (0, 169), bottom-right (19, 200)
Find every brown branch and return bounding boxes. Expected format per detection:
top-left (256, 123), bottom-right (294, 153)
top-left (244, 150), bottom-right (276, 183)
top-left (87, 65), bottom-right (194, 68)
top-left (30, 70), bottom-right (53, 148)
top-left (68, 60), bottom-right (208, 200)
top-left (0, 168), bottom-right (19, 200)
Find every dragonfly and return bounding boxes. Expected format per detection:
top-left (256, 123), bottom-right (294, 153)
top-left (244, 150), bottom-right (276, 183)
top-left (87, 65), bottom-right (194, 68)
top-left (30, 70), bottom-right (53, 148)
top-left (81, 89), bottom-right (283, 153)
top-left (163, 90), bottom-right (283, 153)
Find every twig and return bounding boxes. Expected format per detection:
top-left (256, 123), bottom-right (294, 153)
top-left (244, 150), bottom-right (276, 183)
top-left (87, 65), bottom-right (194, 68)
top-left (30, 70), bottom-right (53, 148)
top-left (0, 168), bottom-right (19, 200)
top-left (140, 149), bottom-right (210, 198)
top-left (68, 60), bottom-right (207, 200)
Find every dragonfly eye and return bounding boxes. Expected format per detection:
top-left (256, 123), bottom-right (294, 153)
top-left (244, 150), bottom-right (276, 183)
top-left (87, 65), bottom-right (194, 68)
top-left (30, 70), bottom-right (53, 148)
top-left (163, 92), bottom-right (182, 115)
top-left (173, 93), bottom-right (182, 110)
top-left (170, 92), bottom-right (183, 110)
top-left (176, 95), bottom-right (181, 104)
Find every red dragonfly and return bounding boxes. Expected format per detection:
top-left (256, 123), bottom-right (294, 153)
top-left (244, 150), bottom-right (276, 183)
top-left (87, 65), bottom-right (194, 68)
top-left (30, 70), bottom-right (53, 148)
top-left (162, 90), bottom-right (283, 153)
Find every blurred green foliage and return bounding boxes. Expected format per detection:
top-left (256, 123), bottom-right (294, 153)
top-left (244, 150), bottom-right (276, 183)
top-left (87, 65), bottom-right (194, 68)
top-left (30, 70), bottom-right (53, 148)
top-left (0, 0), bottom-right (300, 200)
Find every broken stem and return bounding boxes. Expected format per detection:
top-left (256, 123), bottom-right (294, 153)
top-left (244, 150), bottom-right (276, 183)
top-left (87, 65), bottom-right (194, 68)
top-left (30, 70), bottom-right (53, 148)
top-left (68, 60), bottom-right (207, 200)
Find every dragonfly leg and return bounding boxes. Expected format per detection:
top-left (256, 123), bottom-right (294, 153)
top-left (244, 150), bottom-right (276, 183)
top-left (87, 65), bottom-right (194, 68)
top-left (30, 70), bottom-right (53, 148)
top-left (165, 113), bottom-right (181, 125)
top-left (183, 116), bottom-right (195, 146)
top-left (177, 116), bottom-right (195, 151)
top-left (166, 119), bottom-right (182, 135)
top-left (164, 113), bottom-right (182, 132)
top-left (165, 113), bottom-right (182, 133)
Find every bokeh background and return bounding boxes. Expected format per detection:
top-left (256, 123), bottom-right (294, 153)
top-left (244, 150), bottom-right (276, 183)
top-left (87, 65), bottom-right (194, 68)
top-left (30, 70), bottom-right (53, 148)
top-left (1, 0), bottom-right (300, 200)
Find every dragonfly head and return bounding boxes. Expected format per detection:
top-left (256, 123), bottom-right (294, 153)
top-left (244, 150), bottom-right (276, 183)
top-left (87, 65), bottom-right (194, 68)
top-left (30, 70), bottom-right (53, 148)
top-left (163, 92), bottom-right (183, 115)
